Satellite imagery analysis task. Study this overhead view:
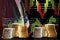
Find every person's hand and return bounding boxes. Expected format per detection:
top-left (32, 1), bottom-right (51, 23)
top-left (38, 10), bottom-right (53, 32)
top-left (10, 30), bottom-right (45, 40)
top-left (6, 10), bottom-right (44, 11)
top-left (25, 20), bottom-right (30, 29)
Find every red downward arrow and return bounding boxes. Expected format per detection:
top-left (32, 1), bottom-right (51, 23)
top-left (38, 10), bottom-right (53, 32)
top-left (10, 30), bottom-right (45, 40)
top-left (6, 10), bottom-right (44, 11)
top-left (38, 3), bottom-right (45, 19)
top-left (54, 5), bottom-right (58, 16)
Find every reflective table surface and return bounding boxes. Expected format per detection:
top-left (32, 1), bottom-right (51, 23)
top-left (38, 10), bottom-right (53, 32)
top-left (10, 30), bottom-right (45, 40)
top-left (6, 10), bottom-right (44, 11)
top-left (0, 37), bottom-right (57, 40)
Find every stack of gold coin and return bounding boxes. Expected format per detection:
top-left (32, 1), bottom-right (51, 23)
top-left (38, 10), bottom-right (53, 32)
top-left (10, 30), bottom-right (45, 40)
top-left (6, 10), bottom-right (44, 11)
top-left (12, 23), bottom-right (20, 37)
top-left (41, 25), bottom-right (48, 37)
top-left (43, 27), bottom-right (48, 37)
top-left (45, 24), bottom-right (57, 37)
top-left (18, 26), bottom-right (28, 38)
top-left (12, 23), bottom-right (28, 38)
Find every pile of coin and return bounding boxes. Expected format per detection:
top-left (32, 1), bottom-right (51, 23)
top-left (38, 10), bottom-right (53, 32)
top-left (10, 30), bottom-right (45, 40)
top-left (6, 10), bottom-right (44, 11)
top-left (33, 27), bottom-right (44, 38)
top-left (45, 24), bottom-right (57, 37)
top-left (18, 26), bottom-right (28, 38)
top-left (33, 24), bottom-right (57, 38)
top-left (12, 23), bottom-right (28, 38)
top-left (2, 28), bottom-right (14, 39)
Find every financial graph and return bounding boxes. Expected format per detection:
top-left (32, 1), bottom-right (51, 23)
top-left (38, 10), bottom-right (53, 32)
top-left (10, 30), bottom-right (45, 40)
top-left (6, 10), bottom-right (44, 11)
top-left (28, 0), bottom-right (59, 32)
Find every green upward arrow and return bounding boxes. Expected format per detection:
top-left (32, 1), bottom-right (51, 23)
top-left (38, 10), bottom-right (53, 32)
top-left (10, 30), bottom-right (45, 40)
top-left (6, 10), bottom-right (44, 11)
top-left (44, 0), bottom-right (54, 13)
top-left (30, 0), bottom-right (34, 7)
top-left (31, 18), bottom-right (42, 32)
top-left (48, 16), bottom-right (56, 24)
top-left (8, 22), bottom-right (12, 28)
top-left (17, 17), bottom-right (23, 25)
